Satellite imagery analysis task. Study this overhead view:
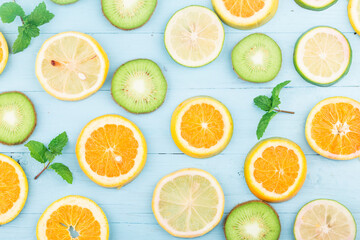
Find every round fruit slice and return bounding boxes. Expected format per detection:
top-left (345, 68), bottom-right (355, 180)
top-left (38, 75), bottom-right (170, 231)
top-left (76, 114), bottom-right (147, 188)
top-left (294, 199), bottom-right (356, 240)
top-left (349, 0), bottom-right (360, 35)
top-left (212, 0), bottom-right (279, 30)
top-left (294, 27), bottom-right (352, 86)
top-left (164, 6), bottom-right (224, 68)
top-left (295, 0), bottom-right (338, 11)
top-left (232, 33), bottom-right (282, 83)
top-left (171, 96), bottom-right (233, 158)
top-left (37, 195), bottom-right (109, 240)
top-left (152, 168), bottom-right (224, 238)
top-left (305, 97), bottom-right (360, 160)
top-left (0, 154), bottom-right (28, 225)
top-left (225, 201), bottom-right (281, 240)
top-left (244, 138), bottom-right (307, 202)
top-left (35, 32), bottom-right (109, 101)
top-left (0, 32), bottom-right (9, 74)
top-left (0, 92), bottom-right (36, 145)
top-left (102, 0), bottom-right (157, 30)
top-left (51, 0), bottom-right (79, 4)
top-left (111, 59), bottom-right (167, 113)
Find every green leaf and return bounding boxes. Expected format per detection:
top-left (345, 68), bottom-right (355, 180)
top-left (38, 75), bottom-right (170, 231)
top-left (0, 2), bottom-right (25, 23)
top-left (271, 80), bottom-right (291, 110)
top-left (256, 112), bottom-right (278, 140)
top-left (45, 151), bottom-right (55, 162)
top-left (48, 132), bottom-right (68, 155)
top-left (24, 141), bottom-right (48, 163)
top-left (25, 2), bottom-right (54, 27)
top-left (254, 95), bottom-right (272, 112)
top-left (25, 24), bottom-right (40, 38)
top-left (49, 163), bottom-right (73, 184)
top-left (12, 26), bottom-right (31, 53)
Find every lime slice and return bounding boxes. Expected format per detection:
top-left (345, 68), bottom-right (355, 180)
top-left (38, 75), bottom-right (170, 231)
top-left (349, 0), bottom-right (360, 35)
top-left (51, 0), bottom-right (79, 4)
top-left (294, 199), bottom-right (356, 240)
top-left (295, 0), bottom-right (338, 11)
top-left (294, 26), bottom-right (352, 86)
top-left (164, 6), bottom-right (224, 68)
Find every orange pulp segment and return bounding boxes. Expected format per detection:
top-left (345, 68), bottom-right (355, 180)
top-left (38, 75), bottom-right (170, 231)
top-left (223, 0), bottom-right (265, 17)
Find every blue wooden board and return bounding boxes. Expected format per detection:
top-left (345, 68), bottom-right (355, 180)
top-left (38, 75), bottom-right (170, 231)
top-left (0, 0), bottom-right (360, 239)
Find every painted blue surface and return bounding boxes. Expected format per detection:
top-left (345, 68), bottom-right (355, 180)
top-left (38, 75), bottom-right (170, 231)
top-left (0, 0), bottom-right (360, 239)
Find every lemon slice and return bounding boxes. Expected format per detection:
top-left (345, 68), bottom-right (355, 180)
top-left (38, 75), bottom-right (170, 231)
top-left (152, 168), bottom-right (224, 238)
top-left (0, 32), bottom-right (9, 75)
top-left (164, 6), bottom-right (224, 68)
top-left (349, 0), bottom-right (360, 35)
top-left (36, 32), bottom-right (109, 101)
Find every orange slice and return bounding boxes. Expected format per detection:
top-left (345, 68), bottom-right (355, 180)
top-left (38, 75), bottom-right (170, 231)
top-left (170, 96), bottom-right (233, 158)
top-left (36, 195), bottom-right (109, 240)
top-left (244, 138), bottom-right (307, 202)
top-left (76, 114), bottom-right (147, 188)
top-left (305, 96), bottom-right (360, 160)
top-left (0, 154), bottom-right (28, 225)
top-left (0, 32), bottom-right (9, 74)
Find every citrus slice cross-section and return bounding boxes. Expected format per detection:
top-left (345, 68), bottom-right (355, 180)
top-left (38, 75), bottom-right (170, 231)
top-left (349, 0), bottom-right (360, 35)
top-left (36, 32), bottom-right (109, 101)
top-left (212, 0), bottom-right (279, 30)
top-left (152, 168), bottom-right (225, 238)
top-left (171, 96), bottom-right (233, 158)
top-left (0, 32), bottom-right (9, 75)
top-left (244, 138), bottom-right (307, 202)
top-left (295, 0), bottom-right (338, 11)
top-left (76, 114), bottom-right (147, 188)
top-left (164, 6), bottom-right (225, 68)
top-left (294, 27), bottom-right (352, 86)
top-left (0, 154), bottom-right (28, 225)
top-left (36, 195), bottom-right (109, 240)
top-left (294, 199), bottom-right (356, 240)
top-left (305, 97), bottom-right (360, 160)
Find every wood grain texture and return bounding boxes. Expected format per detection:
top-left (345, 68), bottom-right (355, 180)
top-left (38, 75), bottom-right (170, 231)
top-left (0, 0), bottom-right (359, 239)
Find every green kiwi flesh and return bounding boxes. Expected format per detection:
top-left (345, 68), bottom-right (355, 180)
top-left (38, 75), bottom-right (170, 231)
top-left (111, 59), bottom-right (167, 114)
top-left (51, 0), bottom-right (79, 5)
top-left (232, 33), bottom-right (282, 83)
top-left (0, 92), bottom-right (36, 145)
top-left (225, 200), bottom-right (281, 240)
top-left (102, 0), bottom-right (157, 30)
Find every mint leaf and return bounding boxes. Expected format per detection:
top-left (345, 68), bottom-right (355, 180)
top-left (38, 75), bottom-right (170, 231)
top-left (271, 81), bottom-right (291, 110)
top-left (12, 26), bottom-right (31, 53)
top-left (256, 112), bottom-right (278, 140)
top-left (45, 151), bottom-right (55, 162)
top-left (25, 2), bottom-right (54, 26)
top-left (25, 141), bottom-right (48, 163)
top-left (0, 2), bottom-right (25, 23)
top-left (49, 163), bottom-right (73, 184)
top-left (24, 24), bottom-right (40, 38)
top-left (48, 132), bottom-right (68, 155)
top-left (254, 95), bottom-right (272, 112)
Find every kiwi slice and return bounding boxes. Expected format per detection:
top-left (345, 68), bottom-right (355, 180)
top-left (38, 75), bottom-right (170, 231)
top-left (111, 59), bottom-right (167, 113)
top-left (102, 0), bottom-right (157, 30)
top-left (232, 33), bottom-right (282, 83)
top-left (225, 200), bottom-right (281, 240)
top-left (51, 0), bottom-right (79, 5)
top-left (0, 92), bottom-right (36, 145)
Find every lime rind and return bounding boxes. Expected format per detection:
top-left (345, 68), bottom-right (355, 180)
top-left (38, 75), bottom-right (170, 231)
top-left (295, 0), bottom-right (338, 11)
top-left (51, 0), bottom-right (79, 5)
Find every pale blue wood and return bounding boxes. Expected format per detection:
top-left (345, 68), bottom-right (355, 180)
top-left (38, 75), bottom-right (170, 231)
top-left (0, 0), bottom-right (359, 239)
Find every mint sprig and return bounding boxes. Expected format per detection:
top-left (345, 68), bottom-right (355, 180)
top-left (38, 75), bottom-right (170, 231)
top-left (254, 81), bottom-right (294, 139)
top-left (0, 1), bottom-right (54, 53)
top-left (25, 132), bottom-right (73, 184)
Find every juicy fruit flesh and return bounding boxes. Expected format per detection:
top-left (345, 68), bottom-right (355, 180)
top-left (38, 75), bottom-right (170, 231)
top-left (311, 102), bottom-right (360, 156)
top-left (0, 161), bottom-right (20, 215)
top-left (0, 40), bottom-right (3, 62)
top-left (223, 0), bottom-right (265, 17)
top-left (181, 103), bottom-right (224, 149)
top-left (254, 146), bottom-right (300, 194)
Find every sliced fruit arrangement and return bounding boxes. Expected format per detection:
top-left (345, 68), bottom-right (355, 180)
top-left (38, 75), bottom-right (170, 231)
top-left (111, 59), bottom-right (167, 113)
top-left (0, 154), bottom-right (28, 225)
top-left (51, 0), bottom-right (79, 4)
top-left (244, 138), bottom-right (307, 202)
top-left (171, 96), bottom-right (233, 158)
top-left (36, 195), bottom-right (109, 240)
top-left (294, 199), bottom-right (356, 240)
top-left (232, 33), bottom-right (282, 83)
top-left (212, 0), bottom-right (279, 29)
top-left (0, 32), bottom-right (8, 75)
top-left (76, 114), bottom-right (147, 188)
top-left (294, 26), bottom-right (352, 86)
top-left (0, 92), bottom-right (36, 145)
top-left (295, 0), bottom-right (338, 11)
top-left (349, 0), bottom-right (360, 35)
top-left (305, 97), bottom-right (360, 160)
top-left (164, 6), bottom-right (225, 68)
top-left (225, 200), bottom-right (281, 240)
top-left (102, 0), bottom-right (157, 30)
top-left (152, 168), bottom-right (224, 238)
top-left (35, 31), bottom-right (109, 101)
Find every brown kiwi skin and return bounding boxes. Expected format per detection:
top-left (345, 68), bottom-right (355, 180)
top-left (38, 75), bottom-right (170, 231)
top-left (101, 0), bottom-right (157, 31)
top-left (110, 59), bottom-right (167, 114)
top-left (224, 200), bottom-right (281, 240)
top-left (0, 91), bottom-right (37, 146)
